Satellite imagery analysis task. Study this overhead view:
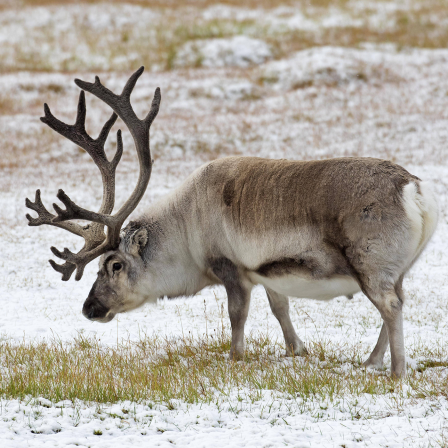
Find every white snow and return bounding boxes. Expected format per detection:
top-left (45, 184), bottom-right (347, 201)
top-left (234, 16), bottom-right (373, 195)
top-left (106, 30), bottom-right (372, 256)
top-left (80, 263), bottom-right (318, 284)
top-left (257, 46), bottom-right (448, 91)
top-left (1, 393), bottom-right (448, 447)
top-left (174, 36), bottom-right (272, 68)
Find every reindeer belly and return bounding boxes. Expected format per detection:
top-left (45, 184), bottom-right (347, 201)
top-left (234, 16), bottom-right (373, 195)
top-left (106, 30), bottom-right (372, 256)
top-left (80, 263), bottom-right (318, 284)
top-left (249, 272), bottom-right (361, 301)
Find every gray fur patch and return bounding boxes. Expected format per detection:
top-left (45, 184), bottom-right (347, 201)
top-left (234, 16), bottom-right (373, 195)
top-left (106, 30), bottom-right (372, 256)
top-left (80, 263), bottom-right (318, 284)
top-left (121, 220), bottom-right (163, 262)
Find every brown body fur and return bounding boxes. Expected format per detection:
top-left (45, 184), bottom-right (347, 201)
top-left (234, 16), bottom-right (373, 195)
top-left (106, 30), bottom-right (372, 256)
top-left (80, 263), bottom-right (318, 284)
top-left (183, 157), bottom-right (418, 287)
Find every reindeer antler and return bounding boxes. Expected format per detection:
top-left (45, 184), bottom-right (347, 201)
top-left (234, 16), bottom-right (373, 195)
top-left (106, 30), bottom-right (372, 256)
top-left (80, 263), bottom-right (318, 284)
top-left (25, 67), bottom-right (161, 281)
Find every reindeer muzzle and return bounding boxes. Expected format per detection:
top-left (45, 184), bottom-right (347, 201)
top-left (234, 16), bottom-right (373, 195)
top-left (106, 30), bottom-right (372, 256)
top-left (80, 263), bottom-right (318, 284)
top-left (82, 297), bottom-right (113, 322)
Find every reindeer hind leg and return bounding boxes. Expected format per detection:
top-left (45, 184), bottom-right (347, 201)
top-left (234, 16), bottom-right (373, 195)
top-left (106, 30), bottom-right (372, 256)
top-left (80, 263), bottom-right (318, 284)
top-left (362, 282), bottom-right (406, 377)
top-left (363, 322), bottom-right (389, 370)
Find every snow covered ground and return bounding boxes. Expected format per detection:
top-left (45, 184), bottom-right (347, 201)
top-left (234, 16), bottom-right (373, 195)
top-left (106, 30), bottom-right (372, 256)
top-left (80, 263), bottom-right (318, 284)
top-left (2, 392), bottom-right (448, 447)
top-left (1, 1), bottom-right (448, 447)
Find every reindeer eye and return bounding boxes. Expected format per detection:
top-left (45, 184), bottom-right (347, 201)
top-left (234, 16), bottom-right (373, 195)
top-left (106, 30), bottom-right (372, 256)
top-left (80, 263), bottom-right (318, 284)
top-left (112, 262), bottom-right (122, 272)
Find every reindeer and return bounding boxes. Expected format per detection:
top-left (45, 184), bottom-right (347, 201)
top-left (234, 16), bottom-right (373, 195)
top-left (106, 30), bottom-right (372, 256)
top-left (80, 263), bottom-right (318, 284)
top-left (25, 68), bottom-right (438, 378)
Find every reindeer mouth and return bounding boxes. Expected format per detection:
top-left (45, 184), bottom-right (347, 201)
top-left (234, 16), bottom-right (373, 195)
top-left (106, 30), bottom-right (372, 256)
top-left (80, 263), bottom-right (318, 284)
top-left (95, 312), bottom-right (116, 323)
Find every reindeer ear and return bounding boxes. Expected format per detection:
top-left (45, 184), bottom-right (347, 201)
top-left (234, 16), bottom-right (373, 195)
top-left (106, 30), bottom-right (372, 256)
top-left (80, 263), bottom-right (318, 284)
top-left (129, 228), bottom-right (148, 257)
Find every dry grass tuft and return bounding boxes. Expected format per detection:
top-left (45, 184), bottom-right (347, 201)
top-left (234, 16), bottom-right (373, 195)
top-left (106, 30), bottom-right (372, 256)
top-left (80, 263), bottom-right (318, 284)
top-left (0, 333), bottom-right (447, 407)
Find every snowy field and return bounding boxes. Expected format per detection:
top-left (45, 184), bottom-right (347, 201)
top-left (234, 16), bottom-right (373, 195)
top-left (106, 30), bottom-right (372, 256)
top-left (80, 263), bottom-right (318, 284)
top-left (1, 0), bottom-right (448, 447)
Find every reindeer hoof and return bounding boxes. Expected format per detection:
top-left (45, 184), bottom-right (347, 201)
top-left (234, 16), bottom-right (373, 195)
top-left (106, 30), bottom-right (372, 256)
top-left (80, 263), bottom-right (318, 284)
top-left (362, 358), bottom-right (384, 370)
top-left (284, 341), bottom-right (308, 357)
top-left (229, 348), bottom-right (245, 361)
top-left (285, 346), bottom-right (308, 357)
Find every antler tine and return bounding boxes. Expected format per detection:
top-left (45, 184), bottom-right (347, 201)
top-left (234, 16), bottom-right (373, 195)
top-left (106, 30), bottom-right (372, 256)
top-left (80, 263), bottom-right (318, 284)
top-left (50, 246), bottom-right (88, 281)
top-left (52, 189), bottom-right (113, 226)
top-left (41, 91), bottom-right (118, 165)
top-left (50, 231), bottom-right (113, 281)
top-left (74, 75), bottom-right (120, 114)
top-left (25, 189), bottom-right (105, 281)
top-left (121, 66), bottom-right (145, 100)
top-left (74, 67), bottom-right (145, 127)
top-left (75, 89), bottom-right (87, 128)
top-left (49, 260), bottom-right (76, 282)
top-left (25, 189), bottom-right (85, 238)
top-left (111, 129), bottom-right (123, 170)
top-left (145, 87), bottom-right (161, 128)
top-left (25, 188), bottom-right (110, 281)
top-left (98, 112), bottom-right (119, 148)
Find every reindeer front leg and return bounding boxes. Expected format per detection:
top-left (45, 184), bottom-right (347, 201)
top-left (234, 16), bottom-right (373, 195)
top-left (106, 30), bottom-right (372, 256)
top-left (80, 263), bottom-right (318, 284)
top-left (210, 258), bottom-right (252, 360)
top-left (265, 287), bottom-right (307, 357)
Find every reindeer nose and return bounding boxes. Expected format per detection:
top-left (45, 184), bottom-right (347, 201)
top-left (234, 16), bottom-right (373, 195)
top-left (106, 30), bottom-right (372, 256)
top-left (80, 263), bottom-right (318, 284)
top-left (82, 300), bottom-right (94, 319)
top-left (82, 297), bottom-right (109, 320)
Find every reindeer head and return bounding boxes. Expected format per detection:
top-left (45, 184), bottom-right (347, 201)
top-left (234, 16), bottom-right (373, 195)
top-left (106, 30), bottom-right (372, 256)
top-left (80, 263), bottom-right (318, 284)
top-left (25, 68), bottom-right (161, 322)
top-left (82, 224), bottom-right (156, 322)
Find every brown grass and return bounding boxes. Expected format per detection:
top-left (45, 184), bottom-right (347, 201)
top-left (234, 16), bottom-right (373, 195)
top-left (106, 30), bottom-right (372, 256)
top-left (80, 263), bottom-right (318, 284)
top-left (1, 333), bottom-right (447, 406)
top-left (0, 95), bottom-right (15, 115)
top-left (10, 0), bottom-right (351, 9)
top-left (272, 12), bottom-right (448, 57)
